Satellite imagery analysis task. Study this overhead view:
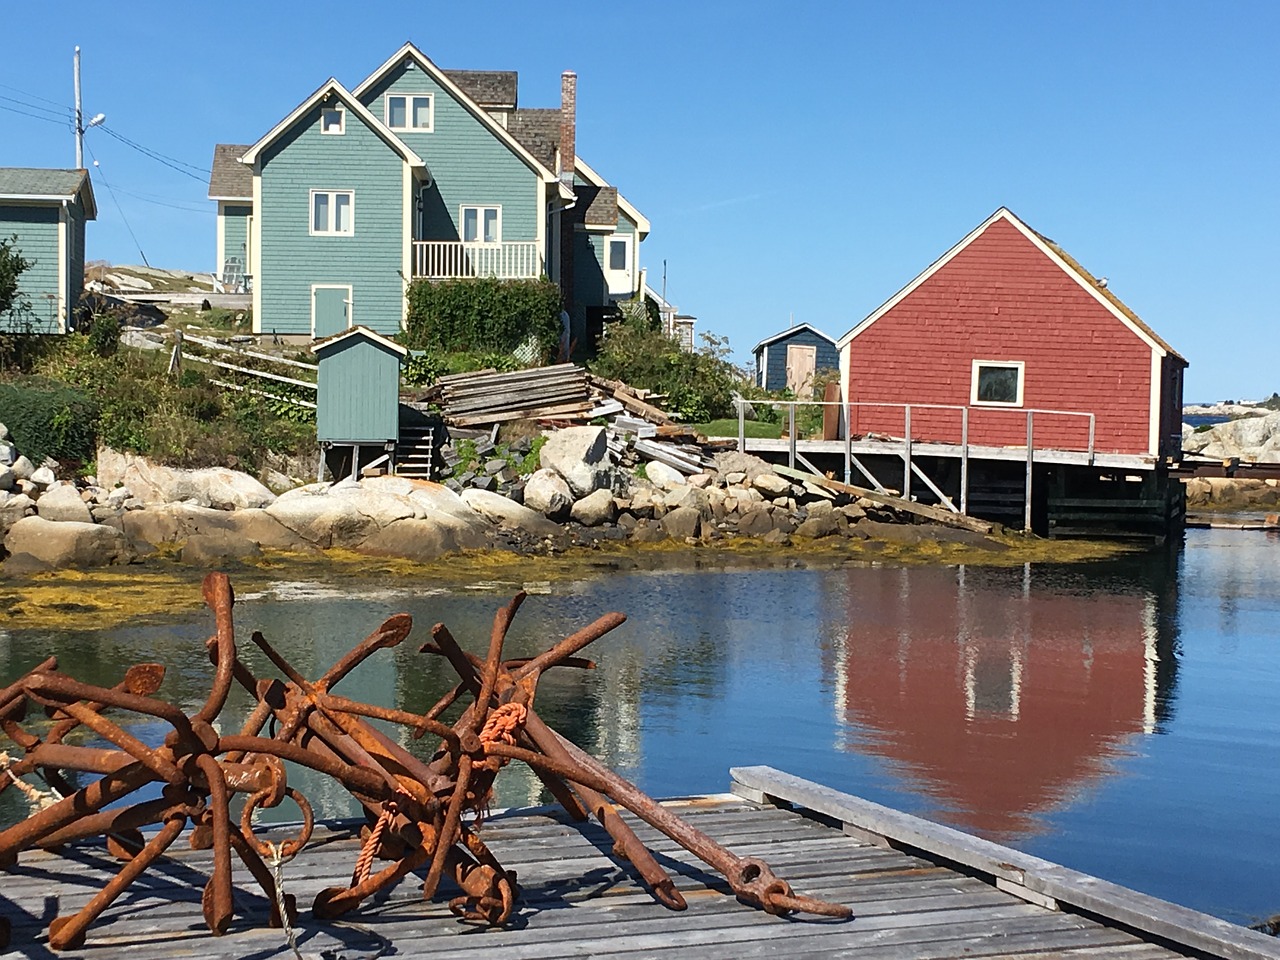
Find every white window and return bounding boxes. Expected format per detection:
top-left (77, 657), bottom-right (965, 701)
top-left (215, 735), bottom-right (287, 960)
top-left (311, 190), bottom-right (354, 236)
top-left (460, 205), bottom-right (501, 244)
top-left (971, 360), bottom-right (1024, 406)
top-left (320, 107), bottom-right (345, 135)
top-left (607, 237), bottom-right (629, 272)
top-left (386, 93), bottom-right (433, 131)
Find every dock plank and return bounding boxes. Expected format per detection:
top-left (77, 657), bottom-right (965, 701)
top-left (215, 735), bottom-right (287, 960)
top-left (0, 784), bottom-right (1234, 960)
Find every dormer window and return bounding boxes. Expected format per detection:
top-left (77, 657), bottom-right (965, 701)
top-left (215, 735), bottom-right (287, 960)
top-left (386, 94), bottom-right (433, 132)
top-left (320, 108), bottom-right (345, 135)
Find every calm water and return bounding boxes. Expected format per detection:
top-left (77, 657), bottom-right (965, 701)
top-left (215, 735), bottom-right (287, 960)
top-left (2, 528), bottom-right (1278, 927)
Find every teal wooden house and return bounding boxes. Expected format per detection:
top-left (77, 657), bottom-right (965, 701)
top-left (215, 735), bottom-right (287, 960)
top-left (312, 325), bottom-right (406, 477)
top-left (211, 43), bottom-right (655, 355)
top-left (0, 168), bottom-right (96, 333)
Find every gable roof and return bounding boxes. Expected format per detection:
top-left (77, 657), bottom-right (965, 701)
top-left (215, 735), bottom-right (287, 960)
top-left (752, 322), bottom-right (836, 355)
top-left (0, 167), bottom-right (96, 218)
top-left (311, 325), bottom-right (408, 357)
top-left (443, 70), bottom-right (517, 109)
top-left (208, 144), bottom-right (253, 200)
top-left (837, 207), bottom-right (1185, 363)
top-left (239, 78), bottom-right (426, 169)
top-left (352, 43), bottom-right (556, 182)
top-left (574, 157), bottom-right (650, 237)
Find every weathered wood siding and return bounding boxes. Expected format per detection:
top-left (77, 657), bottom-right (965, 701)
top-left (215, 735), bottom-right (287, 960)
top-left (258, 105), bottom-right (406, 336)
top-left (316, 336), bottom-right (401, 442)
top-left (0, 204), bottom-right (61, 333)
top-left (219, 203), bottom-right (251, 266)
top-left (358, 64), bottom-right (539, 244)
top-left (757, 329), bottom-right (839, 391)
top-left (846, 217), bottom-right (1155, 455)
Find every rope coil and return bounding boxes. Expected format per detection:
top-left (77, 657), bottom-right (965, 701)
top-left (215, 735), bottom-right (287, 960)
top-left (0, 751), bottom-right (57, 813)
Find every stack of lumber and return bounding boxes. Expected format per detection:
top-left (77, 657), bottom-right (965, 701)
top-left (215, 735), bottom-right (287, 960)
top-left (435, 364), bottom-right (592, 426)
top-left (585, 374), bottom-right (673, 426)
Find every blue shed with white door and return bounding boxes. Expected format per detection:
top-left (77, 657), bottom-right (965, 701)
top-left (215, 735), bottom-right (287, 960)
top-left (752, 323), bottom-right (839, 394)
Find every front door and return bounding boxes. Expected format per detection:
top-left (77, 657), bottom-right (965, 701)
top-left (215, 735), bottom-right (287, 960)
top-left (313, 285), bottom-right (350, 338)
top-left (786, 344), bottom-right (817, 397)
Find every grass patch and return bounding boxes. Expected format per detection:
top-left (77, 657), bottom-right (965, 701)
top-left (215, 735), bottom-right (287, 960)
top-left (691, 419), bottom-right (782, 439)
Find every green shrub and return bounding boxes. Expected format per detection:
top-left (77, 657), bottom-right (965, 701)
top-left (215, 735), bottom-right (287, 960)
top-left (589, 319), bottom-right (740, 422)
top-left (0, 376), bottom-right (100, 464)
top-left (404, 277), bottom-right (562, 362)
top-left (86, 313), bottom-right (121, 357)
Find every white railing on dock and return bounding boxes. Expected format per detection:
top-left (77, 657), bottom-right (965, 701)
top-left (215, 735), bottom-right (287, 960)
top-left (734, 399), bottom-right (1096, 530)
top-left (412, 241), bottom-right (543, 280)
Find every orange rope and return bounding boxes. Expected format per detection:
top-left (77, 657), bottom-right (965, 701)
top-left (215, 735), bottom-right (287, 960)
top-left (479, 703), bottom-right (527, 748)
top-left (351, 798), bottom-right (398, 887)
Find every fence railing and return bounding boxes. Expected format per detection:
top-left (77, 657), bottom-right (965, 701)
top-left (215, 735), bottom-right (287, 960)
top-left (734, 399), bottom-right (1097, 529)
top-left (412, 241), bottom-right (543, 280)
top-left (170, 331), bottom-right (317, 410)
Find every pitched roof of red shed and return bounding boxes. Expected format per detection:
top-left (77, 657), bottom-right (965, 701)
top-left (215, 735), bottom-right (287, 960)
top-left (838, 208), bottom-right (1186, 364)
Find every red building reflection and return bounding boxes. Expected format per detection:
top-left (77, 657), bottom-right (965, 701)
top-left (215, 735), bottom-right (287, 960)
top-left (833, 566), bottom-right (1160, 841)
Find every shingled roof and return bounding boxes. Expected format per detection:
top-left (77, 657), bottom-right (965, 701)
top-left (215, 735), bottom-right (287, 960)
top-left (443, 70), bottom-right (517, 109)
top-left (506, 108), bottom-right (559, 171)
top-left (579, 184), bottom-right (618, 226)
top-left (0, 167), bottom-right (96, 218)
top-left (208, 144), bottom-right (253, 200)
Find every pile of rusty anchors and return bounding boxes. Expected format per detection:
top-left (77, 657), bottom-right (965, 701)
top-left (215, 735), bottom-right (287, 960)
top-left (0, 573), bottom-right (850, 951)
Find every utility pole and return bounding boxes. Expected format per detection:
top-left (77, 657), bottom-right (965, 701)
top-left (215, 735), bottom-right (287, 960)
top-left (74, 46), bottom-right (83, 168)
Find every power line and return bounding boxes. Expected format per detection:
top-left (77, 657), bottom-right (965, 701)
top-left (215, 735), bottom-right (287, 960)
top-left (98, 125), bottom-right (210, 181)
top-left (86, 143), bottom-right (149, 267)
top-left (0, 93), bottom-right (72, 120)
top-left (0, 100), bottom-right (72, 127)
top-left (111, 186), bottom-right (214, 214)
top-left (0, 80), bottom-right (73, 111)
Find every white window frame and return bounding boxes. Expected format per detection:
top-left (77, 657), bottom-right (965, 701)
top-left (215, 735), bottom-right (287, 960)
top-left (320, 107), bottom-right (345, 135)
top-left (385, 93), bottom-right (434, 132)
top-left (459, 204), bottom-right (502, 245)
top-left (606, 236), bottom-right (631, 274)
top-left (970, 359), bottom-right (1025, 407)
top-left (310, 190), bottom-right (355, 236)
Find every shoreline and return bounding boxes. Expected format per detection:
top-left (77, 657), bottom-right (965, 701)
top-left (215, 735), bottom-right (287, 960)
top-left (0, 535), bottom-right (1139, 632)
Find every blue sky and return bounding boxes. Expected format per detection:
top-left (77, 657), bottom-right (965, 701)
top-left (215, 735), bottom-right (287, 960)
top-left (2, 1), bottom-right (1276, 401)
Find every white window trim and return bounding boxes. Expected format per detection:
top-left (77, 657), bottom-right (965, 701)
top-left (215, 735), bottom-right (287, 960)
top-left (459, 204), bottom-right (502, 245)
top-left (320, 107), bottom-right (345, 135)
top-left (970, 359), bottom-right (1025, 407)
top-left (310, 283), bottom-right (353, 337)
top-left (385, 92), bottom-right (434, 132)
top-left (310, 189), bottom-right (355, 236)
top-left (606, 235), bottom-right (632, 274)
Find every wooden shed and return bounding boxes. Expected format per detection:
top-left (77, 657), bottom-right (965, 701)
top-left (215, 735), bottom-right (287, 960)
top-left (752, 323), bottom-right (839, 394)
top-left (0, 167), bottom-right (96, 333)
top-left (837, 207), bottom-right (1186, 461)
top-left (311, 326), bottom-right (406, 476)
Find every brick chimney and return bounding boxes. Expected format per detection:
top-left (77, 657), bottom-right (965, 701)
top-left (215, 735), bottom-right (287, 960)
top-left (559, 71), bottom-right (576, 182)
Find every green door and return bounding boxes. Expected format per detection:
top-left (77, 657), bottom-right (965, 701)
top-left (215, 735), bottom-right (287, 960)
top-left (313, 286), bottom-right (350, 338)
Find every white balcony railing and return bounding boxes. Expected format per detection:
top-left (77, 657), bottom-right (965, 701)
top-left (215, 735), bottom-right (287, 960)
top-left (412, 241), bottom-right (543, 280)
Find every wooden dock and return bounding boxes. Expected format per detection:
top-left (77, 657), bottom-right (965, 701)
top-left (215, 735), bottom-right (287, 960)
top-left (3, 766), bottom-right (1277, 959)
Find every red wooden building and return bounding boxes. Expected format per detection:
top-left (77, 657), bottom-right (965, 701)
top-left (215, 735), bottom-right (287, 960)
top-left (824, 208), bottom-right (1188, 536)
top-left (837, 207), bottom-right (1186, 460)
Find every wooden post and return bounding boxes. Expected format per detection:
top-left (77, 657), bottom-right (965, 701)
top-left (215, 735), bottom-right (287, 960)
top-left (960, 407), bottom-right (970, 515)
top-left (903, 405), bottom-right (912, 503)
top-left (1024, 412), bottom-right (1034, 531)
top-left (737, 399), bottom-right (745, 452)
top-left (350, 444), bottom-right (361, 481)
top-left (167, 329), bottom-right (183, 377)
top-left (788, 404), bottom-right (797, 469)
top-left (844, 404), bottom-right (853, 485)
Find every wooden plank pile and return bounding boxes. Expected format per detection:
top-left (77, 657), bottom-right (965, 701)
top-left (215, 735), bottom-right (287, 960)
top-left (429, 364), bottom-right (594, 426)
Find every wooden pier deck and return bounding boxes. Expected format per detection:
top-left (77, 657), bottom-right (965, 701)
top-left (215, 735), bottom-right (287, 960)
top-left (3, 767), bottom-right (1277, 960)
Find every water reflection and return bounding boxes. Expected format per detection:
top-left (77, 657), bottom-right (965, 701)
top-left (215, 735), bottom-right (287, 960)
top-left (831, 559), bottom-right (1180, 841)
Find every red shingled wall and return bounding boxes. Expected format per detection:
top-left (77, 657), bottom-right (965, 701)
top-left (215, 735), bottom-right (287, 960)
top-left (846, 217), bottom-right (1154, 456)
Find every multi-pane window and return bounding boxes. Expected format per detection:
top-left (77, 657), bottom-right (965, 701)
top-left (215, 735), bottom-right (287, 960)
top-left (461, 205), bottom-right (501, 244)
top-left (311, 190), bottom-right (354, 235)
top-left (971, 360), bottom-right (1024, 406)
top-left (386, 94), bottom-right (433, 131)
